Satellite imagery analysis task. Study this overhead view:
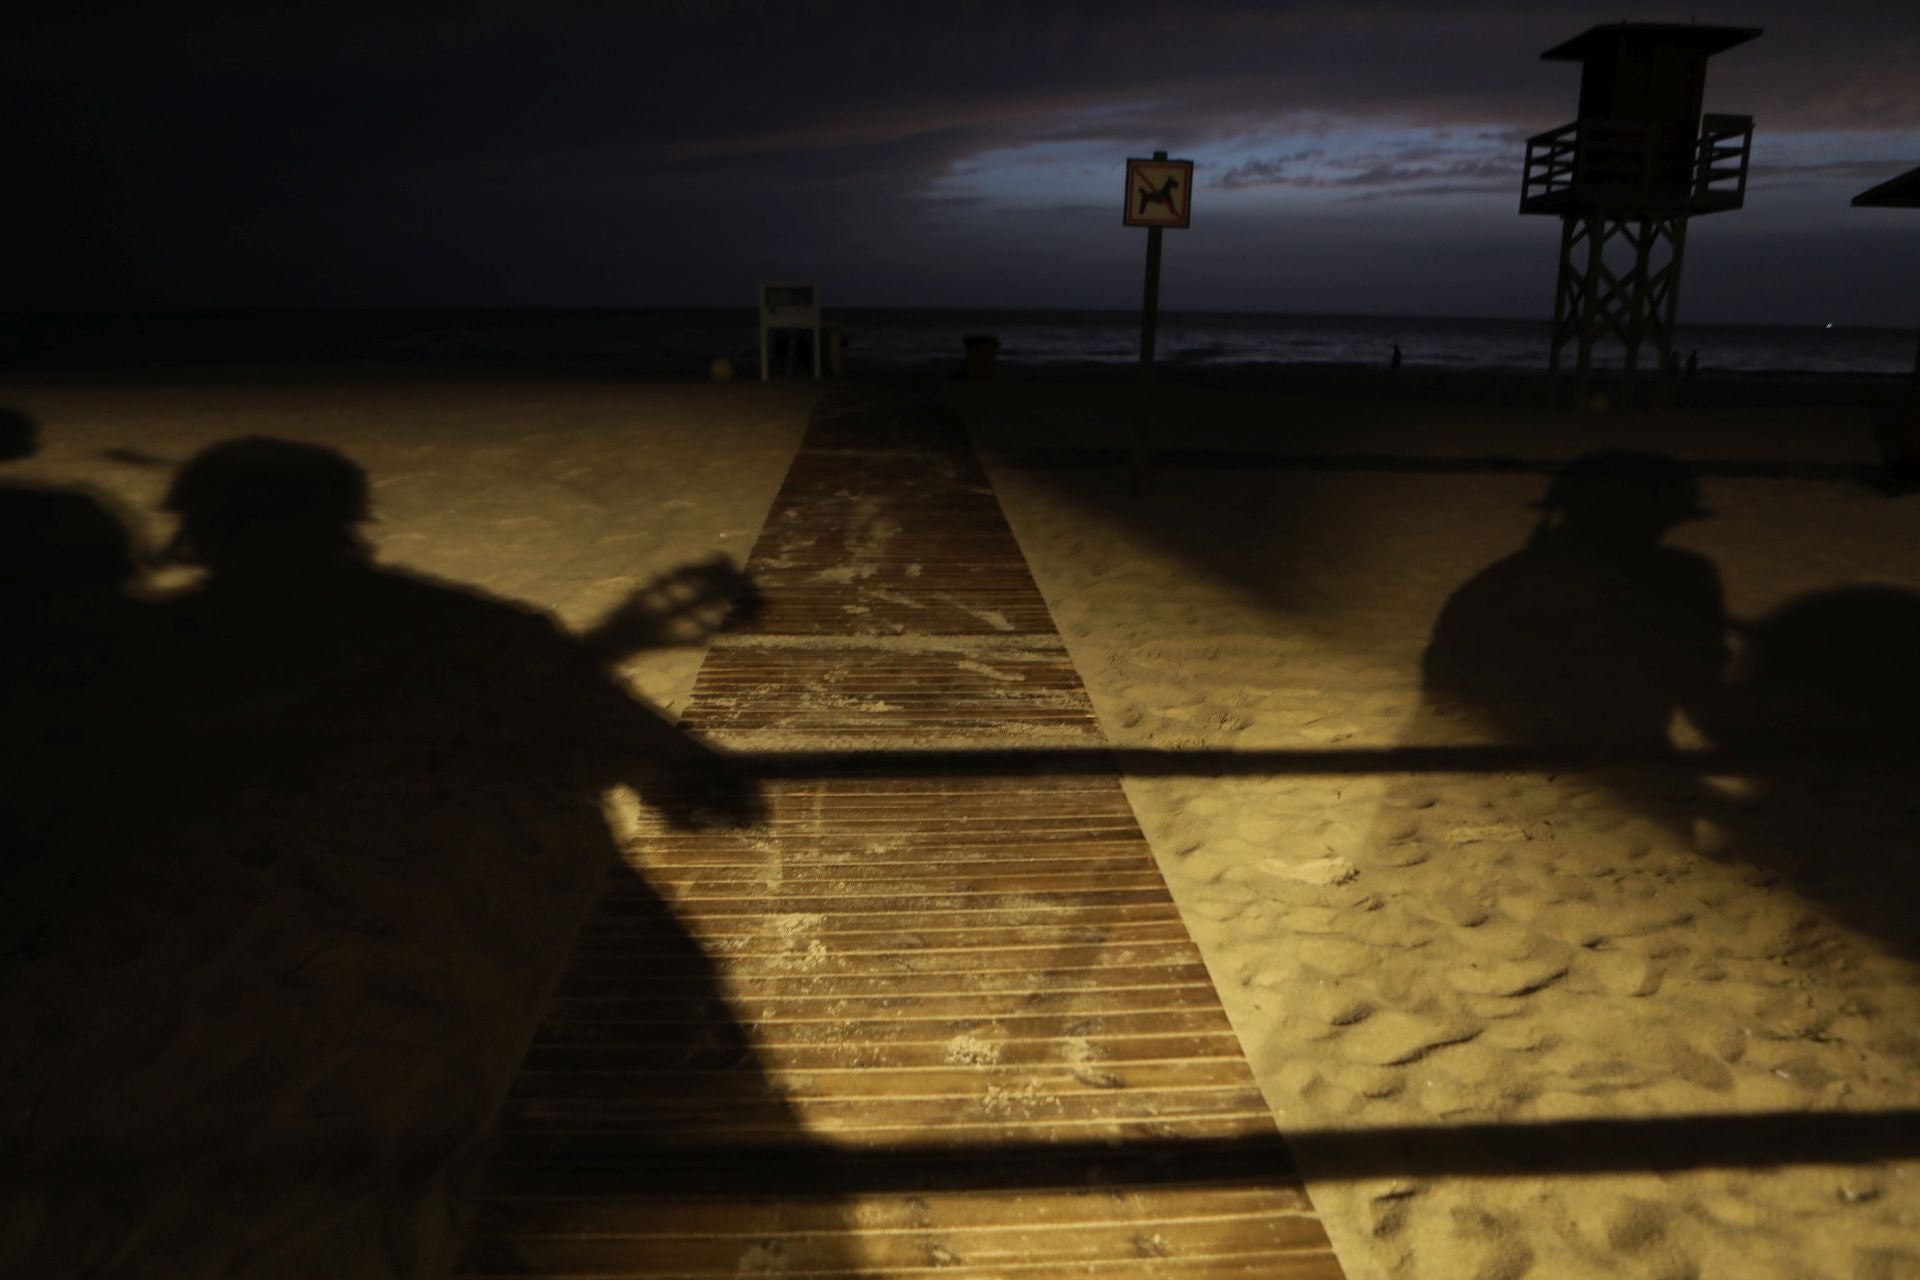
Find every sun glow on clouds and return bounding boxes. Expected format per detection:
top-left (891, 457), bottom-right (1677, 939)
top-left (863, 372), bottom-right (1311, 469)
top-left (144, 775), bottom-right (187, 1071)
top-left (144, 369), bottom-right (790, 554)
top-left (930, 119), bottom-right (1528, 222)
top-left (930, 110), bottom-right (1919, 230)
top-left (1747, 128), bottom-right (1920, 190)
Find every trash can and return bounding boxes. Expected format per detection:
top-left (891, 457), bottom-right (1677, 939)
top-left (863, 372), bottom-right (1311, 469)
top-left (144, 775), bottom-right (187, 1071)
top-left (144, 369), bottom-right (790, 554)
top-left (823, 321), bottom-right (847, 377)
top-left (963, 333), bottom-right (999, 382)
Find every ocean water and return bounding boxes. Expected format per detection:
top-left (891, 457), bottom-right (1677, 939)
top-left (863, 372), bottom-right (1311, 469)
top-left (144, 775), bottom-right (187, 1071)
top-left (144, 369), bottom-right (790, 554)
top-left (1, 308), bottom-right (1912, 379)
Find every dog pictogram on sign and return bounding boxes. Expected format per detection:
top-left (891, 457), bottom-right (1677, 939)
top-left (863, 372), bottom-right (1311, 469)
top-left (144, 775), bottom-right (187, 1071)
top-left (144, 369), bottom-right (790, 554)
top-left (1123, 157), bottom-right (1194, 228)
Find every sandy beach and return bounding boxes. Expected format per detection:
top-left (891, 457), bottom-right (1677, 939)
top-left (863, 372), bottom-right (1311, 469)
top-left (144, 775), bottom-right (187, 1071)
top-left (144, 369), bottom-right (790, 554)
top-left (963, 372), bottom-right (1920, 1280)
top-left (4, 368), bottom-right (1918, 1277)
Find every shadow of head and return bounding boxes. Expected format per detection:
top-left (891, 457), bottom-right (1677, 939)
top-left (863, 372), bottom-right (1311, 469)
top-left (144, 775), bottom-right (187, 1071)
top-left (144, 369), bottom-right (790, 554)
top-left (0, 485), bottom-right (137, 605)
top-left (1533, 450), bottom-right (1710, 544)
top-left (0, 407), bottom-right (40, 462)
top-left (164, 436), bottom-right (370, 576)
top-left (1736, 586), bottom-right (1920, 742)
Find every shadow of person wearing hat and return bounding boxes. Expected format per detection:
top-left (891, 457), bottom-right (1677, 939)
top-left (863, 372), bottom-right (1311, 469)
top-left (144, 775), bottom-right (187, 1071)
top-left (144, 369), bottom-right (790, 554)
top-left (1420, 450), bottom-right (1727, 755)
top-left (3, 436), bottom-right (848, 1279)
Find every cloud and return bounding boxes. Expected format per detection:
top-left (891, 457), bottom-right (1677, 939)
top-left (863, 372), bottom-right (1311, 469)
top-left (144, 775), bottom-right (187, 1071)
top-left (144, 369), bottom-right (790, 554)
top-left (6, 0), bottom-right (1917, 305)
top-left (1343, 180), bottom-right (1515, 203)
top-left (1748, 157), bottom-right (1920, 189)
top-left (1334, 158), bottom-right (1515, 198)
top-left (1213, 150), bottom-right (1326, 190)
top-left (1211, 143), bottom-right (1515, 199)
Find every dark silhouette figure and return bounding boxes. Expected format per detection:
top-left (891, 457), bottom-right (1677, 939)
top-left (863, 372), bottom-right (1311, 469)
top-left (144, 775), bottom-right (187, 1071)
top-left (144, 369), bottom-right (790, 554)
top-left (1421, 450), bottom-right (1727, 752)
top-left (1685, 349), bottom-right (1699, 378)
top-left (1409, 460), bottom-right (1920, 964)
top-left (0, 406), bottom-right (39, 461)
top-left (0, 486), bottom-right (138, 616)
top-left (2, 437), bottom-right (832, 1277)
top-left (1390, 342), bottom-right (1403, 371)
top-left (1, 483), bottom-right (152, 911)
top-left (1870, 396), bottom-right (1920, 497)
top-left (1689, 585), bottom-right (1920, 954)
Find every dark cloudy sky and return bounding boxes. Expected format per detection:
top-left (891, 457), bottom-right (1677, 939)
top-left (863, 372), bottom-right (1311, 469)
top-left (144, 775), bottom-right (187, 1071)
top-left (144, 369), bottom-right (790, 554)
top-left (9, 1), bottom-right (1918, 322)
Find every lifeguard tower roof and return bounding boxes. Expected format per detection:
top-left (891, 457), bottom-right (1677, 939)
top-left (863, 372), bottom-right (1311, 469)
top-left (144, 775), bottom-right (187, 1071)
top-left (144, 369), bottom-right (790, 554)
top-left (1541, 22), bottom-right (1762, 62)
top-left (1853, 167), bottom-right (1920, 208)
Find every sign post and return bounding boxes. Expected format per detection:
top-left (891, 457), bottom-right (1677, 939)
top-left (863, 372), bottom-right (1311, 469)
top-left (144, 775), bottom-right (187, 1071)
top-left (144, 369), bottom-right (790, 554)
top-left (1140, 222), bottom-right (1163, 378)
top-left (1123, 151), bottom-right (1194, 492)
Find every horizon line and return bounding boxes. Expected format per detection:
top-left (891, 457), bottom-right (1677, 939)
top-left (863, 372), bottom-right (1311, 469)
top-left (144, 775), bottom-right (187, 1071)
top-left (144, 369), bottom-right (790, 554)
top-left (2, 305), bottom-right (1907, 333)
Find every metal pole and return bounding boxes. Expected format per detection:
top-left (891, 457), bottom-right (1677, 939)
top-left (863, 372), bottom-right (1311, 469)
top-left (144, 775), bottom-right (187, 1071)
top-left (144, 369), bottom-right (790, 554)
top-left (1133, 150), bottom-right (1168, 497)
top-left (1138, 148), bottom-right (1168, 379)
top-left (1139, 225), bottom-right (1164, 376)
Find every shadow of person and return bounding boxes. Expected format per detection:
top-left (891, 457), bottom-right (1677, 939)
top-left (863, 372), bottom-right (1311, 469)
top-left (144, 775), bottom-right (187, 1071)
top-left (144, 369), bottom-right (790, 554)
top-left (1, 481), bottom-right (151, 910)
top-left (1346, 451), bottom-right (1731, 1007)
top-left (1417, 450), bottom-right (1727, 757)
top-left (2, 436), bottom-right (838, 1277)
top-left (1694, 585), bottom-right (1920, 958)
top-left (0, 406), bottom-right (40, 462)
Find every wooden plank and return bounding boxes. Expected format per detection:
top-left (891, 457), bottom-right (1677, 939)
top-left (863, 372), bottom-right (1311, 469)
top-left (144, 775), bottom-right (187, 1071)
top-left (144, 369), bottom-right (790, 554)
top-left (565, 935), bottom-right (1201, 969)
top-left (502, 1064), bottom-right (1263, 1111)
top-left (530, 1008), bottom-right (1240, 1046)
top-left (574, 922), bottom-right (1196, 954)
top-left (493, 1111), bottom-right (1285, 1154)
top-left (519, 1030), bottom-right (1249, 1072)
top-left (575, 905), bottom-right (1212, 936)
top-left (471, 1181), bottom-right (1319, 1235)
top-left (637, 862), bottom-right (1171, 889)
top-left (455, 393), bottom-right (1343, 1279)
top-left (463, 1213), bottom-right (1334, 1275)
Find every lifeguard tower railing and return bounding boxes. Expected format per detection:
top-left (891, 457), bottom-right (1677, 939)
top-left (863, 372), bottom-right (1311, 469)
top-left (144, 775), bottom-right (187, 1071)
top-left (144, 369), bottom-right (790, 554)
top-left (1521, 113), bottom-right (1753, 215)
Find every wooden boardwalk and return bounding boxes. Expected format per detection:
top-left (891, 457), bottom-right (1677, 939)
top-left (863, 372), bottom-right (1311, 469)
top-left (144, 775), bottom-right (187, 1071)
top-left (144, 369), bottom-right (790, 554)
top-left (457, 394), bottom-right (1344, 1278)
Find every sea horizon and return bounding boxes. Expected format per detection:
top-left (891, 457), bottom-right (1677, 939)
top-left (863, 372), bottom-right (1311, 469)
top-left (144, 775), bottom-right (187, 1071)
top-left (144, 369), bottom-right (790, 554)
top-left (2, 306), bottom-right (1913, 379)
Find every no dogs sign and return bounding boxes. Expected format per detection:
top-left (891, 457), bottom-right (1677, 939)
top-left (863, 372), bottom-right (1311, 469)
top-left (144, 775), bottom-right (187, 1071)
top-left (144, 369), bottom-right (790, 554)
top-left (1123, 156), bottom-right (1194, 228)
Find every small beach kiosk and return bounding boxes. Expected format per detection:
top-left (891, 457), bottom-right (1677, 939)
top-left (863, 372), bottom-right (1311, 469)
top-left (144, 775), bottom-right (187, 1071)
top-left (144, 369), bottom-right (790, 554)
top-left (759, 281), bottom-right (823, 381)
top-left (1520, 21), bottom-right (1760, 409)
top-left (1851, 167), bottom-right (1920, 473)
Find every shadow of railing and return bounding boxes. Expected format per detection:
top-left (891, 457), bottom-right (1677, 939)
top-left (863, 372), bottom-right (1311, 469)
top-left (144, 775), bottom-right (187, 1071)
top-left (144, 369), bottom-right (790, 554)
top-left (729, 743), bottom-right (1918, 778)
top-left (983, 448), bottom-right (1874, 483)
top-left (23, 1110), bottom-right (1918, 1196)
top-left (24, 737), bottom-right (1910, 778)
top-left (479, 1108), bottom-right (1920, 1194)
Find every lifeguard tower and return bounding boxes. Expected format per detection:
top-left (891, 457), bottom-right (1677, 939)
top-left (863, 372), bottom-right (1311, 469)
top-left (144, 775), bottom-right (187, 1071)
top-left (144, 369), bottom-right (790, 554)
top-left (1852, 166), bottom-right (1920, 474)
top-left (1521, 22), bottom-right (1760, 409)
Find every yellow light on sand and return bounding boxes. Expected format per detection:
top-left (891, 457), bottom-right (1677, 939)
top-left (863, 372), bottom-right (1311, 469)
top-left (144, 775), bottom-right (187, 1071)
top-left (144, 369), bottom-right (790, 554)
top-left (710, 358), bottom-right (736, 382)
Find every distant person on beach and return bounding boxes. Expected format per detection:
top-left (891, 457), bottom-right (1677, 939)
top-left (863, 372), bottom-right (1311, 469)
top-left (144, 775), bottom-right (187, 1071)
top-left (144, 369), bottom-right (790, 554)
top-left (1390, 342), bottom-right (1403, 371)
top-left (1685, 349), bottom-right (1699, 379)
top-left (1421, 451), bottom-right (1728, 753)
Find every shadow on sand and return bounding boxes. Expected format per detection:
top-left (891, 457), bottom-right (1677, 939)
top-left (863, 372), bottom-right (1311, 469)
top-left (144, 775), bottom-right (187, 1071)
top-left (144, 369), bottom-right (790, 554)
top-left (2, 434), bottom-right (843, 1276)
top-left (1409, 450), bottom-right (1920, 959)
top-left (7, 414), bottom-right (1915, 1269)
